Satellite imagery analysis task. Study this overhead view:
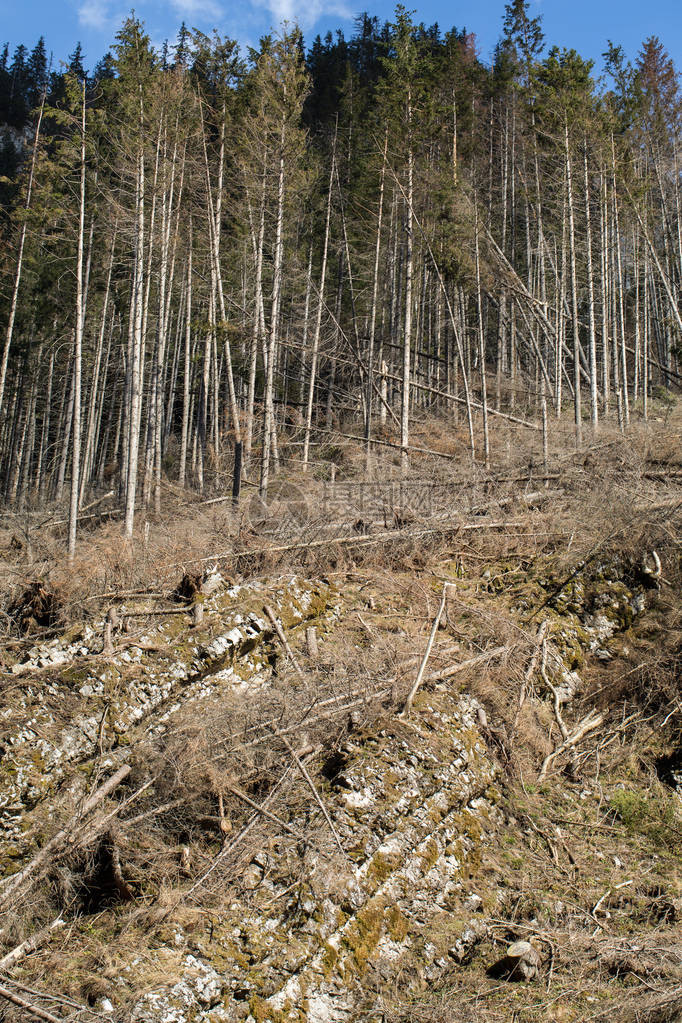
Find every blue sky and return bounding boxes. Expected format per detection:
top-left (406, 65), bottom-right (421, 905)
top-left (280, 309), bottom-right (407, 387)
top-left (2, 0), bottom-right (681, 76)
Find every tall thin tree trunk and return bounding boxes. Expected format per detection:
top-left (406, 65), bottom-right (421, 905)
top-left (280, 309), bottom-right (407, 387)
top-left (260, 119), bottom-right (286, 500)
top-left (303, 139), bottom-right (335, 470)
top-left (80, 226), bottom-right (116, 504)
top-left (401, 92), bottom-right (414, 475)
top-left (124, 104), bottom-right (146, 540)
top-left (475, 210), bottom-right (490, 469)
top-left (365, 129), bottom-right (388, 471)
top-left (179, 236), bottom-right (192, 490)
top-left (583, 142), bottom-right (598, 431)
top-left (0, 91), bottom-right (46, 418)
top-left (68, 81), bottom-right (87, 561)
top-left (565, 122), bottom-right (582, 448)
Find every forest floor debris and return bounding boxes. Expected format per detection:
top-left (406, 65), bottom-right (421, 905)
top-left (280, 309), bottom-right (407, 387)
top-left (1, 418), bottom-right (682, 1021)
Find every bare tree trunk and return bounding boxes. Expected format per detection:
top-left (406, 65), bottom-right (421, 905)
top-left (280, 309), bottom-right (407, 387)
top-left (625, 179), bottom-right (682, 337)
top-left (633, 228), bottom-right (640, 402)
top-left (611, 140), bottom-right (629, 426)
top-left (583, 142), bottom-right (599, 431)
top-left (68, 81), bottom-right (87, 560)
top-left (124, 111), bottom-right (146, 540)
top-left (401, 93), bottom-right (414, 475)
top-left (260, 119), bottom-right (286, 500)
top-left (36, 350), bottom-right (54, 501)
top-left (540, 373), bottom-right (549, 473)
top-left (154, 130), bottom-right (184, 514)
top-left (17, 367), bottom-right (38, 508)
top-left (245, 166), bottom-right (267, 465)
top-left (365, 129), bottom-right (388, 471)
top-left (475, 209), bottom-right (490, 468)
top-left (643, 230), bottom-right (650, 421)
top-left (599, 167), bottom-right (610, 415)
top-left (55, 362), bottom-right (74, 503)
top-left (0, 91), bottom-right (46, 419)
top-left (80, 226), bottom-right (116, 504)
top-left (565, 122), bottom-right (582, 449)
top-left (303, 139), bottom-right (335, 470)
top-left (202, 100), bottom-right (242, 450)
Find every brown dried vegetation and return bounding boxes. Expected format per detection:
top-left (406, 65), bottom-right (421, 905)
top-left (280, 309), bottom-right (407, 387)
top-left (2, 408), bottom-right (682, 1021)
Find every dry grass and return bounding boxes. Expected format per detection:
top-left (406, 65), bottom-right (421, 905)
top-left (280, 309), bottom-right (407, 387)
top-left (2, 400), bottom-right (682, 1019)
top-left (1, 397), bottom-right (680, 625)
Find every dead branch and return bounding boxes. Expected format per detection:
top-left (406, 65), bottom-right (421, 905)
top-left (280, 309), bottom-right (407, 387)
top-left (0, 764), bottom-right (131, 907)
top-left (190, 520), bottom-right (532, 566)
top-left (0, 983), bottom-right (62, 1023)
top-left (541, 635), bottom-right (580, 780)
top-left (224, 683), bottom-right (392, 749)
top-left (0, 917), bottom-right (65, 971)
top-left (430, 645), bottom-right (510, 681)
top-left (164, 762), bottom-right (300, 919)
top-left (49, 490), bottom-right (115, 526)
top-left (118, 607), bottom-right (190, 618)
top-left (538, 711), bottom-right (604, 782)
top-left (263, 604), bottom-right (305, 679)
top-left (226, 648), bottom-right (509, 757)
top-left (226, 784), bottom-right (309, 843)
top-left (278, 734), bottom-right (346, 855)
top-left (400, 583), bottom-right (454, 718)
top-left (120, 798), bottom-right (185, 828)
top-left (511, 621), bottom-right (549, 741)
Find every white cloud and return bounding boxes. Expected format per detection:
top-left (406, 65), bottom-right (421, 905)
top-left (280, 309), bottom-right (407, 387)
top-left (256, 0), bottom-right (351, 30)
top-left (78, 0), bottom-right (113, 30)
top-left (169, 0), bottom-right (223, 20)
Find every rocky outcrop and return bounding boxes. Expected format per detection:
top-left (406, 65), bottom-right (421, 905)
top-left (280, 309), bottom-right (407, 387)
top-left (126, 691), bottom-right (499, 1023)
top-left (0, 575), bottom-right (332, 854)
top-left (0, 551), bottom-right (661, 1022)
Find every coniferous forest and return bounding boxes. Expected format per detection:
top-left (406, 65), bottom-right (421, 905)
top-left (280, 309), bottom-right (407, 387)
top-left (5, 10), bottom-right (682, 1020)
top-left (0, 2), bottom-right (680, 552)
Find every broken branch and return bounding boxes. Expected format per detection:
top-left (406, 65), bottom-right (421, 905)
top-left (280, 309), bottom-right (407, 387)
top-left (0, 917), bottom-right (65, 971)
top-left (278, 734), bottom-right (346, 856)
top-left (0, 764), bottom-right (131, 906)
top-left (400, 583), bottom-right (455, 718)
top-left (263, 604), bottom-right (305, 680)
top-left (538, 711), bottom-right (604, 783)
top-left (0, 983), bottom-right (62, 1023)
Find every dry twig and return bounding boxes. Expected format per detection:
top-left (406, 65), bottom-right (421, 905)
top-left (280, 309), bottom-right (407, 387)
top-left (0, 918), bottom-right (65, 971)
top-left (278, 733), bottom-right (346, 855)
top-left (0, 983), bottom-right (62, 1023)
top-left (400, 582), bottom-right (454, 718)
top-left (538, 711), bottom-right (604, 782)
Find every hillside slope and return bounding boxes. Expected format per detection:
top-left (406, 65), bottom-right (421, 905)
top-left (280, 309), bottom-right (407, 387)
top-left (1, 429), bottom-right (682, 1023)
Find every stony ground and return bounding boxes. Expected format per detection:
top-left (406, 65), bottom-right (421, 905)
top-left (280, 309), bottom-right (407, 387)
top-left (1, 421), bottom-right (682, 1023)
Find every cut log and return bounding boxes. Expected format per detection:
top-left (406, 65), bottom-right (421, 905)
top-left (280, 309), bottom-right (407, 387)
top-left (305, 626), bottom-right (319, 660)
